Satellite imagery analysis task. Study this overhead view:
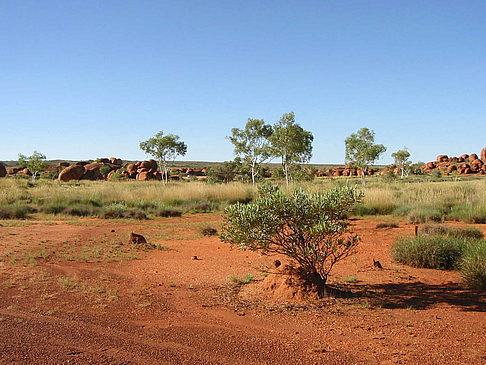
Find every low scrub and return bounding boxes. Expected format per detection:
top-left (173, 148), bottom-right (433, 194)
top-left (155, 208), bottom-right (182, 217)
top-left (420, 224), bottom-right (484, 240)
top-left (406, 206), bottom-right (445, 224)
top-left (100, 203), bottom-right (147, 219)
top-left (392, 235), bottom-right (468, 270)
top-left (448, 205), bottom-right (486, 224)
top-left (460, 243), bottom-right (486, 290)
top-left (352, 202), bottom-right (396, 216)
top-left (0, 204), bottom-right (34, 219)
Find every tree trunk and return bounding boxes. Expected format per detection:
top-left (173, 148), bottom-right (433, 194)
top-left (361, 170), bottom-right (366, 186)
top-left (251, 160), bottom-right (256, 185)
top-left (282, 157), bottom-right (289, 185)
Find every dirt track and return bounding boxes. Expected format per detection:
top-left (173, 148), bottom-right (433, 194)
top-left (1, 214), bottom-right (485, 364)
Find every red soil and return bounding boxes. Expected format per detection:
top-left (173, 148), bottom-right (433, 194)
top-left (0, 214), bottom-right (485, 364)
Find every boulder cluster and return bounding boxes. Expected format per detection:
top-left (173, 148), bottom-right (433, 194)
top-left (58, 158), bottom-right (165, 182)
top-left (420, 147), bottom-right (486, 176)
top-left (318, 163), bottom-right (377, 177)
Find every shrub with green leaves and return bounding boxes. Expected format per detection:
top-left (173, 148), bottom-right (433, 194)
top-left (460, 243), bottom-right (486, 290)
top-left (220, 183), bottom-right (362, 294)
top-left (392, 235), bottom-right (469, 270)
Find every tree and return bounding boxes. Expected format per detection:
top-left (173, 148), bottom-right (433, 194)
top-left (18, 151), bottom-right (48, 181)
top-left (270, 112), bottom-right (314, 185)
top-left (139, 131), bottom-right (187, 184)
top-left (220, 183), bottom-right (362, 297)
top-left (207, 159), bottom-right (246, 183)
top-left (344, 127), bottom-right (386, 186)
top-left (391, 147), bottom-right (411, 179)
top-left (228, 119), bottom-right (273, 184)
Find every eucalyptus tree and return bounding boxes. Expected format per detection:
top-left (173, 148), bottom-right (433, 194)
top-left (139, 131), bottom-right (187, 184)
top-left (270, 112), bottom-right (313, 185)
top-left (228, 119), bottom-right (273, 184)
top-left (345, 127), bottom-right (386, 186)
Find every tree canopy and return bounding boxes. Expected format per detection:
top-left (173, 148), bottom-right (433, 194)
top-left (18, 151), bottom-right (47, 181)
top-left (392, 147), bottom-right (411, 179)
top-left (228, 119), bottom-right (273, 184)
top-left (139, 131), bottom-right (187, 183)
top-left (345, 127), bottom-right (386, 185)
top-left (270, 112), bottom-right (313, 185)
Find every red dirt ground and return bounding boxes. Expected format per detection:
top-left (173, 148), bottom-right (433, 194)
top-left (0, 214), bottom-right (485, 364)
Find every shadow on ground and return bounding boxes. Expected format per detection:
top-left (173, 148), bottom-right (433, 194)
top-left (354, 282), bottom-right (486, 312)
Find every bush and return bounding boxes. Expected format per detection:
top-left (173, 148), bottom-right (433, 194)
top-left (407, 206), bottom-right (445, 224)
top-left (0, 204), bottom-right (35, 219)
top-left (460, 243), bottom-right (486, 290)
top-left (220, 183), bottom-right (362, 296)
top-left (420, 224), bottom-right (484, 240)
top-left (353, 202), bottom-right (396, 216)
top-left (392, 235), bottom-right (468, 270)
top-left (62, 205), bottom-right (96, 217)
top-left (448, 205), bottom-right (486, 224)
top-left (376, 222), bottom-right (399, 229)
top-left (200, 226), bottom-right (218, 236)
top-left (41, 202), bottom-right (68, 215)
top-left (155, 208), bottom-right (182, 217)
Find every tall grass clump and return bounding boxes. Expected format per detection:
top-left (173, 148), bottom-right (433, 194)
top-left (0, 204), bottom-right (35, 219)
top-left (392, 235), bottom-right (468, 270)
top-left (460, 243), bottom-right (486, 290)
top-left (420, 224), bottom-right (484, 240)
top-left (447, 205), bottom-right (486, 224)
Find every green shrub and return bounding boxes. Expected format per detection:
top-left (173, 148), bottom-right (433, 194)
top-left (99, 203), bottom-right (128, 219)
top-left (41, 202), bottom-right (68, 215)
top-left (353, 202), bottom-right (396, 216)
top-left (155, 208), bottom-right (182, 217)
top-left (392, 235), bottom-right (468, 270)
top-left (0, 204), bottom-right (35, 219)
top-left (460, 243), bottom-right (486, 290)
top-left (420, 224), bottom-right (484, 240)
top-left (448, 205), bottom-right (486, 224)
top-left (62, 205), bottom-right (96, 217)
top-left (220, 183), bottom-right (362, 295)
top-left (100, 165), bottom-right (112, 177)
top-left (407, 206), bottom-right (445, 224)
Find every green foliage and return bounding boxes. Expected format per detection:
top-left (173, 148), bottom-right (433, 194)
top-left (392, 147), bottom-right (411, 179)
top-left (345, 128), bottom-right (386, 185)
top-left (407, 206), bottom-right (445, 224)
top-left (392, 235), bottom-right (468, 270)
top-left (460, 243), bottom-right (486, 290)
top-left (420, 224), bottom-right (484, 240)
top-left (18, 151), bottom-right (48, 180)
top-left (0, 204), bottom-right (35, 219)
top-left (228, 119), bottom-right (273, 184)
top-left (100, 165), bottom-right (112, 177)
top-left (220, 183), bottom-right (362, 285)
top-left (140, 131), bottom-right (187, 183)
top-left (229, 273), bottom-right (254, 284)
top-left (270, 112), bottom-right (313, 185)
top-left (206, 159), bottom-right (247, 183)
top-left (448, 205), bottom-right (486, 224)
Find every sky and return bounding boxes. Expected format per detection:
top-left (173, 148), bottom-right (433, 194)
top-left (1, 0), bottom-right (485, 164)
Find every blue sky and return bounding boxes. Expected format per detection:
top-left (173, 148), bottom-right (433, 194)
top-left (1, 1), bottom-right (485, 164)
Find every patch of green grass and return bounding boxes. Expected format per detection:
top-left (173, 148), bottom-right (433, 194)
top-left (460, 243), bottom-right (486, 290)
top-left (344, 275), bottom-right (358, 283)
top-left (352, 202), bottom-right (396, 216)
top-left (229, 273), bottom-right (254, 284)
top-left (448, 205), bottom-right (486, 224)
top-left (0, 204), bottom-right (35, 219)
top-left (406, 206), bottom-right (445, 224)
top-left (420, 224), bottom-right (484, 240)
top-left (392, 235), bottom-right (469, 270)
